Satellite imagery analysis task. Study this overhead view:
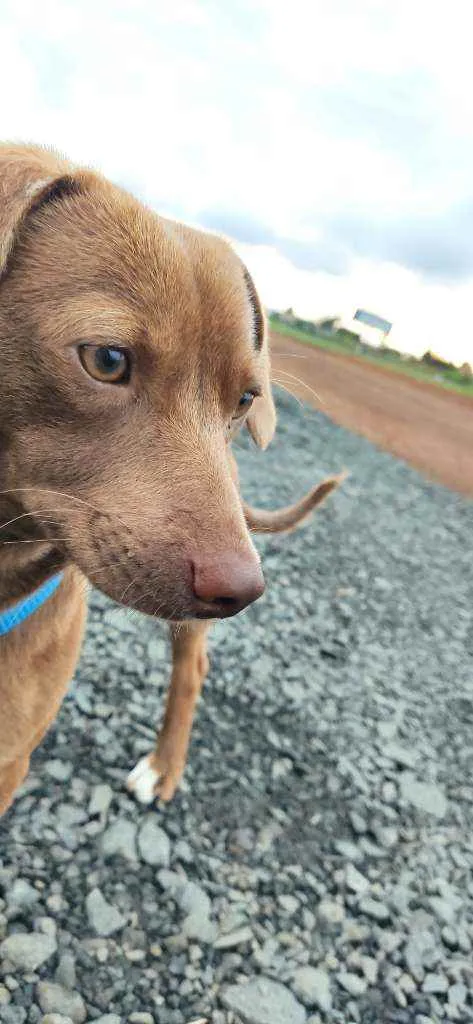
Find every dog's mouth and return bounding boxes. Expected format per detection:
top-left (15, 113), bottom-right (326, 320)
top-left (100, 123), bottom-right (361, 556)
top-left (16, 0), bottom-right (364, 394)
top-left (31, 499), bottom-right (264, 622)
top-left (82, 559), bottom-right (263, 622)
top-left (59, 532), bottom-right (262, 622)
top-left (57, 527), bottom-right (197, 621)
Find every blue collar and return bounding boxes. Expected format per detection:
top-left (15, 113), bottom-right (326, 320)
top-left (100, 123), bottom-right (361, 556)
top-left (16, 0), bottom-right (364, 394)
top-left (0, 572), bottom-right (64, 637)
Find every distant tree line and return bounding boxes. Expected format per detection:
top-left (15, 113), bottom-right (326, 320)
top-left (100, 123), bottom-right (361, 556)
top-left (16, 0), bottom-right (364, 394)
top-left (269, 311), bottom-right (472, 384)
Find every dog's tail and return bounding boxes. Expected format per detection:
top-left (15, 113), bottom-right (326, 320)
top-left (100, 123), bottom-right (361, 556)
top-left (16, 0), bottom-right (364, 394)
top-left (243, 471), bottom-right (347, 535)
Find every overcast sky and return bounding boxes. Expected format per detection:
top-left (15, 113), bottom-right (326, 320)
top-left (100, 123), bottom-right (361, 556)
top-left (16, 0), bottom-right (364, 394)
top-left (1, 0), bottom-right (473, 364)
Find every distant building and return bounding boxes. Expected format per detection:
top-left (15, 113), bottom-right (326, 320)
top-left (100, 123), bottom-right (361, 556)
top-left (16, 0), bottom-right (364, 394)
top-left (321, 309), bottom-right (392, 348)
top-left (350, 309), bottom-right (392, 347)
top-left (271, 306), bottom-right (394, 350)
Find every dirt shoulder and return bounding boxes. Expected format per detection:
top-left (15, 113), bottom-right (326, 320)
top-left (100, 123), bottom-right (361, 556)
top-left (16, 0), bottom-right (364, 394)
top-left (271, 330), bottom-right (473, 497)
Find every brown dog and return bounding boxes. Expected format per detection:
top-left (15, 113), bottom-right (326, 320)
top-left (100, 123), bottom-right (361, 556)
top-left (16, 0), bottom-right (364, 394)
top-left (0, 143), bottom-right (341, 816)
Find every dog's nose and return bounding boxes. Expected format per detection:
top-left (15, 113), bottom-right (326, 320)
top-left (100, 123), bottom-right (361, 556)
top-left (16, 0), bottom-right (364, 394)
top-left (192, 550), bottom-right (265, 616)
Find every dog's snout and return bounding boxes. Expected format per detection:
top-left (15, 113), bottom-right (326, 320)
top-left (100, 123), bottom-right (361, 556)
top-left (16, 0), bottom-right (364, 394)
top-left (192, 550), bottom-right (265, 617)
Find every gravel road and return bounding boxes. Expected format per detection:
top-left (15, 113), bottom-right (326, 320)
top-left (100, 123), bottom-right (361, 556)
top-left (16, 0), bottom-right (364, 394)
top-left (1, 391), bottom-right (472, 1024)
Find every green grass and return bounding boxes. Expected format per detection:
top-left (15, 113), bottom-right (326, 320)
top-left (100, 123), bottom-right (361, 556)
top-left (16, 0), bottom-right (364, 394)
top-left (270, 318), bottom-right (354, 356)
top-left (269, 317), bottom-right (473, 398)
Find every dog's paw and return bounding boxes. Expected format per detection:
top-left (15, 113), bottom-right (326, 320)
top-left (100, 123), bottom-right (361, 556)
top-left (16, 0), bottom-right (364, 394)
top-left (126, 754), bottom-right (160, 805)
top-left (126, 751), bottom-right (183, 805)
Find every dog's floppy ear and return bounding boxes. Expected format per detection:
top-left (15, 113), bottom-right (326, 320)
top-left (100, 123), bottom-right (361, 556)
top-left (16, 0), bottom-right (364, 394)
top-left (0, 144), bottom-right (89, 276)
top-left (242, 266), bottom-right (276, 449)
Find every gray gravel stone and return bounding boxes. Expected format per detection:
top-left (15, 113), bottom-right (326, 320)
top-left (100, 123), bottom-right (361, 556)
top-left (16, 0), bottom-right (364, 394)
top-left (101, 819), bottom-right (138, 861)
top-left (317, 899), bottom-right (345, 928)
top-left (85, 888), bottom-right (126, 937)
top-left (182, 913), bottom-right (218, 943)
top-left (399, 774), bottom-right (447, 817)
top-left (422, 972), bottom-right (449, 994)
top-left (398, 972), bottom-right (416, 995)
top-left (90, 1018), bottom-right (122, 1024)
top-left (45, 759), bottom-right (74, 782)
top-left (147, 637), bottom-right (167, 661)
top-left (39, 1015), bottom-right (75, 1024)
top-left (349, 811), bottom-right (367, 835)
top-left (0, 932), bottom-right (57, 970)
top-left (428, 895), bottom-right (458, 924)
top-left (381, 781), bottom-right (398, 803)
top-left (359, 955), bottom-right (378, 984)
top-left (1, 1007), bottom-right (27, 1024)
top-left (214, 926), bottom-right (253, 949)
top-left (36, 982), bottom-right (87, 1024)
top-left (88, 784), bottom-right (113, 819)
top-left (383, 742), bottom-right (418, 768)
top-left (177, 881), bottom-right (211, 919)
top-left (449, 981), bottom-right (467, 1006)
top-left (6, 879), bottom-right (40, 909)
top-left (345, 863), bottom-right (370, 895)
top-left (55, 953), bottom-right (77, 990)
top-left (0, 984), bottom-right (11, 1005)
top-left (157, 868), bottom-right (183, 892)
top-left (137, 816), bottom-right (171, 867)
top-left (336, 971), bottom-right (367, 996)
top-left (222, 977), bottom-right (306, 1024)
top-left (358, 898), bottom-right (390, 922)
top-left (403, 929), bottom-right (437, 981)
top-left (174, 840), bottom-right (193, 864)
top-left (292, 966), bottom-right (332, 1012)
top-left (373, 824), bottom-right (398, 848)
top-left (278, 894), bottom-right (299, 914)
top-left (441, 925), bottom-right (458, 948)
top-left (91, 1017), bottom-right (122, 1024)
top-left (334, 840), bottom-right (363, 861)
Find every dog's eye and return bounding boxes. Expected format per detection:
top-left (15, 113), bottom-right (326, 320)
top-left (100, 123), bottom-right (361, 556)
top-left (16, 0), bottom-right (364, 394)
top-left (78, 344), bottom-right (131, 384)
top-left (237, 391), bottom-right (256, 413)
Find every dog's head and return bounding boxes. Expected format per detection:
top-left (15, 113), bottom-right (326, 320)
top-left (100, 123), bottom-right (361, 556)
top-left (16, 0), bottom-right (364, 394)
top-left (0, 145), bottom-right (276, 619)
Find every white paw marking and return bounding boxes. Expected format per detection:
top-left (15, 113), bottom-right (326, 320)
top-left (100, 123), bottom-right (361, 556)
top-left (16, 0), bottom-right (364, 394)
top-left (126, 754), bottom-right (159, 805)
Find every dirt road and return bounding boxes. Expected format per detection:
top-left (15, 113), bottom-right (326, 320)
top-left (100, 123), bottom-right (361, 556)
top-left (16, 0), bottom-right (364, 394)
top-left (271, 331), bottom-right (473, 497)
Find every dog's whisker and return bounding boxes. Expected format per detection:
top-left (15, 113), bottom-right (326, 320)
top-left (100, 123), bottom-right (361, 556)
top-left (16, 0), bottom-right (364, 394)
top-left (0, 492), bottom-right (165, 531)
top-left (271, 379), bottom-right (305, 410)
top-left (273, 369), bottom-right (323, 406)
top-left (119, 573), bottom-right (142, 604)
top-left (0, 487), bottom-right (105, 516)
top-left (0, 507), bottom-right (89, 533)
top-left (0, 537), bottom-right (65, 546)
top-left (272, 351), bottom-right (309, 360)
top-left (0, 489), bottom-right (133, 537)
top-left (78, 545), bottom-right (140, 585)
top-left (139, 586), bottom-right (162, 609)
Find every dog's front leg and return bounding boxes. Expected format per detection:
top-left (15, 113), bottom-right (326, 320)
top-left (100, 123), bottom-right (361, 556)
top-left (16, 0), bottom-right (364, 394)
top-left (0, 755), bottom-right (31, 817)
top-left (127, 620), bottom-right (210, 805)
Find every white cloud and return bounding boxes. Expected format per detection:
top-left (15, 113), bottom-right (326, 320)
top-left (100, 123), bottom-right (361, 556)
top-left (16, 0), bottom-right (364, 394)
top-left (0, 0), bottom-right (472, 363)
